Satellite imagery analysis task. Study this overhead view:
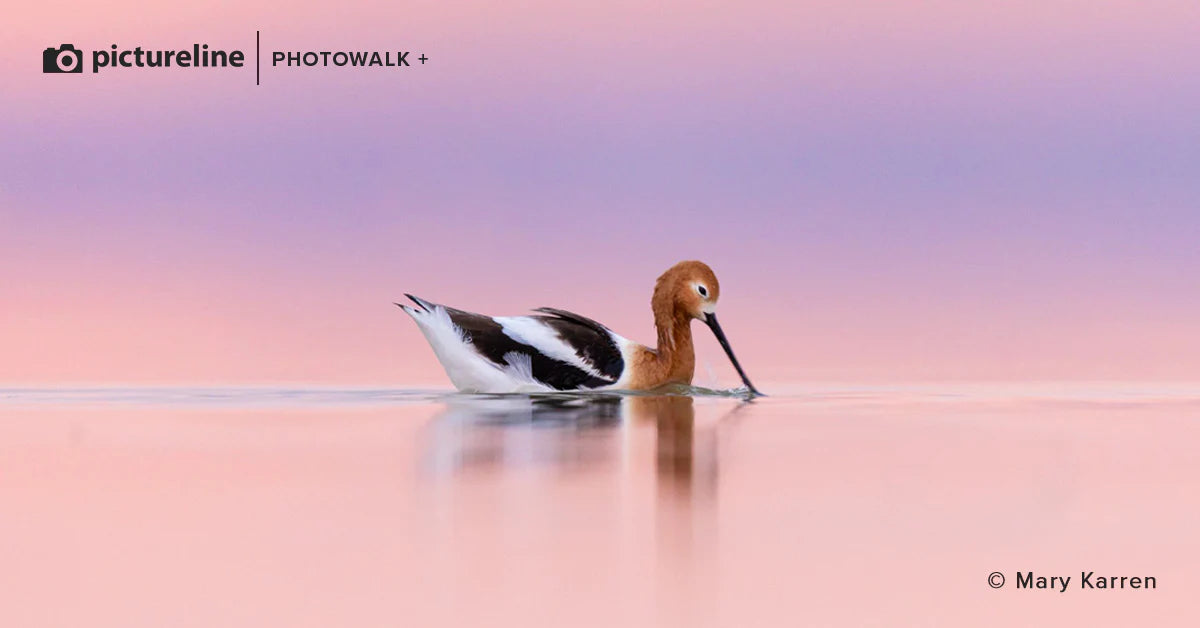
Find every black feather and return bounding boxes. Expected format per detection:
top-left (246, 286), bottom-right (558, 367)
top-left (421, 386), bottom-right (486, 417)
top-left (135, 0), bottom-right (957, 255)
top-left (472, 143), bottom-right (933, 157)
top-left (531, 309), bottom-right (625, 382)
top-left (405, 294), bottom-right (432, 311)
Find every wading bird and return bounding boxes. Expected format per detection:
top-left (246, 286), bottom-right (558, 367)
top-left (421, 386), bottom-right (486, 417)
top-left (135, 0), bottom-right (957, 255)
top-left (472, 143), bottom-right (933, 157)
top-left (397, 260), bottom-right (760, 395)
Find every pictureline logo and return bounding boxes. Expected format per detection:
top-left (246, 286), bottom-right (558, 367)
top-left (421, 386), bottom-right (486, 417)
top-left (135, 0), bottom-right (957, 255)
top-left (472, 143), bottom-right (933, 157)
top-left (42, 32), bottom-right (428, 84)
top-left (43, 43), bottom-right (245, 73)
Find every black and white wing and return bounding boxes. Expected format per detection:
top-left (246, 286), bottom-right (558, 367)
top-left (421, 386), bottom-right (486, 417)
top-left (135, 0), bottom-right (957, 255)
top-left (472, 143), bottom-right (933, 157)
top-left (400, 295), bottom-right (625, 391)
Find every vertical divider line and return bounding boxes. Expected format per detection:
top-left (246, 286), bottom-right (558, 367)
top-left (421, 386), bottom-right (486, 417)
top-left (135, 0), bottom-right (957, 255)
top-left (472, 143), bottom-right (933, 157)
top-left (256, 30), bottom-right (260, 85)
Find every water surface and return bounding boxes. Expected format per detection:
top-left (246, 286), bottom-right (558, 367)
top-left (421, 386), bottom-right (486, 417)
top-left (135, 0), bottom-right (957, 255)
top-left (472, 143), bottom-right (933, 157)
top-left (2, 385), bottom-right (1198, 626)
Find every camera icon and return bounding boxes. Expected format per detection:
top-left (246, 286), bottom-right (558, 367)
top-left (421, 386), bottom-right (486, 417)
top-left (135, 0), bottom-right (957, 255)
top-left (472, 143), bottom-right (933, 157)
top-left (43, 44), bottom-right (83, 73)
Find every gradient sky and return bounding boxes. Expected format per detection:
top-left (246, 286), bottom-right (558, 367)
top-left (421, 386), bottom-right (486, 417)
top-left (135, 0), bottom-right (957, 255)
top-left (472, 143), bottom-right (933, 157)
top-left (3, 0), bottom-right (1199, 385)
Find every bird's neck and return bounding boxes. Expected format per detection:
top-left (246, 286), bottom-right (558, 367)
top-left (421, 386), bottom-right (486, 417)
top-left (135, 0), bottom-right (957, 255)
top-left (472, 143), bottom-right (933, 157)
top-left (652, 310), bottom-right (696, 385)
top-left (628, 289), bottom-right (697, 390)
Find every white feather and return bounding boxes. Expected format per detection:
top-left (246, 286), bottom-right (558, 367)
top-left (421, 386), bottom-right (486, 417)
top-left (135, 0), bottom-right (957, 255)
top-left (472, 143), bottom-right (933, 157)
top-left (501, 351), bottom-right (538, 385)
top-left (404, 305), bottom-right (552, 393)
top-left (604, 335), bottom-right (640, 390)
top-left (494, 316), bottom-right (609, 380)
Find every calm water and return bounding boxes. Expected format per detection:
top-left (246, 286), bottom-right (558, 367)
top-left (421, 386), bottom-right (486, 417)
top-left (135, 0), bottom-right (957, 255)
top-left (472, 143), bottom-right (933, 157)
top-left (2, 385), bottom-right (1199, 626)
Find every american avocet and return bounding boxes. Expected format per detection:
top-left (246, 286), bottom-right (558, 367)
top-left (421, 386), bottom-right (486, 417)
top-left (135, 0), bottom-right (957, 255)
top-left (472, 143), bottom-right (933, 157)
top-left (397, 260), bottom-right (761, 395)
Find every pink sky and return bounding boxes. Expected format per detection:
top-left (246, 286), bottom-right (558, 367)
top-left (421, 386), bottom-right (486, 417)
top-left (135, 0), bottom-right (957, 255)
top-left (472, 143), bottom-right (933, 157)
top-left (3, 0), bottom-right (1199, 385)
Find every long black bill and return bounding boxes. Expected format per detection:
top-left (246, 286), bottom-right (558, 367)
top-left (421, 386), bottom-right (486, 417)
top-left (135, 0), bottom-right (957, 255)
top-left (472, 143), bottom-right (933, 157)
top-left (703, 312), bottom-right (763, 396)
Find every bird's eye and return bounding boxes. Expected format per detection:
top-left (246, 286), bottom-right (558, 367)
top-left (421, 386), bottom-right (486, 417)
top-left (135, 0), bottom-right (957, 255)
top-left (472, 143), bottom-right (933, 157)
top-left (697, 285), bottom-right (708, 298)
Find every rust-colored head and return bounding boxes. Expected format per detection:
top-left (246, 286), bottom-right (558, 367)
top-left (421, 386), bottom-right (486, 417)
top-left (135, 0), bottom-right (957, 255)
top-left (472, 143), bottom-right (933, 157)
top-left (652, 260), bottom-right (721, 321)
top-left (651, 260), bottom-right (761, 395)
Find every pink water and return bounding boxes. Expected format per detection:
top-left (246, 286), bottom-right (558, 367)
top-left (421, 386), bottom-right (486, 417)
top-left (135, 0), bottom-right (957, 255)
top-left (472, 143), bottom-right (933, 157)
top-left (2, 385), bottom-right (1197, 626)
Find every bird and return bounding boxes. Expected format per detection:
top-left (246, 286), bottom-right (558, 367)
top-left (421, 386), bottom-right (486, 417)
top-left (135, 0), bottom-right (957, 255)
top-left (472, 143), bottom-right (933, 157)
top-left (396, 260), bottom-right (761, 395)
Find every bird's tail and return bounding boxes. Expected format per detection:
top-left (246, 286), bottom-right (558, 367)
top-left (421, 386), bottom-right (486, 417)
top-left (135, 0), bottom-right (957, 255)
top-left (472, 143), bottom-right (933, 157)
top-left (395, 293), bottom-right (437, 317)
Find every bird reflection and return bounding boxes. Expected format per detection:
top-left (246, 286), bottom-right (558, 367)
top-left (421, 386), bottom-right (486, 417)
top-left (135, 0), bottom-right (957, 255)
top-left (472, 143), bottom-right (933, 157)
top-left (421, 395), bottom-right (627, 473)
top-left (627, 395), bottom-right (717, 595)
top-left (419, 392), bottom-right (743, 614)
top-left (420, 393), bottom-right (730, 491)
top-left (627, 395), bottom-right (716, 504)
